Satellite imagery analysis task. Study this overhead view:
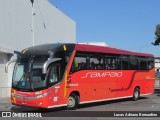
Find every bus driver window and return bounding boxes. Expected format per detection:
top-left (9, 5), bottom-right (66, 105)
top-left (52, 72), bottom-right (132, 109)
top-left (49, 65), bottom-right (60, 84)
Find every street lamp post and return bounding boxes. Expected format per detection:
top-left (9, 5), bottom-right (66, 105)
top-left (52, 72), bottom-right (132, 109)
top-left (30, 0), bottom-right (35, 46)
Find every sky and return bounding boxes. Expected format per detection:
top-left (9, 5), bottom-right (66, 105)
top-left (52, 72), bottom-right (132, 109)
top-left (48, 0), bottom-right (160, 57)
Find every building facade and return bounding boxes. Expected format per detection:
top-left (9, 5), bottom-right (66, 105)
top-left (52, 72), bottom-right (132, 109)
top-left (0, 0), bottom-right (76, 103)
top-left (155, 57), bottom-right (160, 71)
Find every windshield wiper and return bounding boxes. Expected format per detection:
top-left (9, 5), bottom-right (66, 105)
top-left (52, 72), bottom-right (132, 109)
top-left (16, 73), bottom-right (25, 88)
top-left (15, 72), bottom-right (34, 91)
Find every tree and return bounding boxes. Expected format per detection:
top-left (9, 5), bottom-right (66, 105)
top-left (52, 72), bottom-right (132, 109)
top-left (151, 24), bottom-right (160, 46)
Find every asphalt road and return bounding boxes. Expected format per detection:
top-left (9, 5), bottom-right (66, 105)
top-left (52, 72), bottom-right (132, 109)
top-left (1, 90), bottom-right (160, 119)
top-left (10, 90), bottom-right (160, 112)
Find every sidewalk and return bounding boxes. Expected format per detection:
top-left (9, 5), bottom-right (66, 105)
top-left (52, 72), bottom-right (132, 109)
top-left (0, 97), bottom-right (10, 103)
top-left (0, 97), bottom-right (13, 111)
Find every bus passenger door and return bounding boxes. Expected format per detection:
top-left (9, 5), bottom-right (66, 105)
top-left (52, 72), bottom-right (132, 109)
top-left (47, 63), bottom-right (62, 106)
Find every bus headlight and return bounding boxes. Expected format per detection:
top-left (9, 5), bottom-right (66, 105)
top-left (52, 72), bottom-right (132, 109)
top-left (36, 91), bottom-right (52, 99)
top-left (11, 91), bottom-right (52, 100)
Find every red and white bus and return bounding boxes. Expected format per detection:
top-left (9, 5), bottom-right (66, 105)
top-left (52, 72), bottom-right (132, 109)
top-left (6, 43), bottom-right (155, 109)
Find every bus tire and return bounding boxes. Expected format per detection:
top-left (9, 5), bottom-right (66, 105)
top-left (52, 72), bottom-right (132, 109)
top-left (133, 87), bottom-right (140, 101)
top-left (66, 93), bottom-right (78, 110)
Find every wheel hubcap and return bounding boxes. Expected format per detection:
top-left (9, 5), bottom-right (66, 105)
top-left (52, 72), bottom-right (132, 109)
top-left (134, 91), bottom-right (139, 98)
top-left (68, 97), bottom-right (75, 107)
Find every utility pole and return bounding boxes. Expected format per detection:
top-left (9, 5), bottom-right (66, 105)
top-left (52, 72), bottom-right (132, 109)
top-left (30, 0), bottom-right (35, 46)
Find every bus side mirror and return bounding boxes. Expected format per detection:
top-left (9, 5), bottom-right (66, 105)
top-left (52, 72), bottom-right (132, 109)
top-left (5, 59), bottom-right (17, 73)
top-left (42, 58), bottom-right (62, 74)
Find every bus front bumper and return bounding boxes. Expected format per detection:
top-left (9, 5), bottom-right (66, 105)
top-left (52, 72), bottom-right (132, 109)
top-left (11, 90), bottom-right (51, 108)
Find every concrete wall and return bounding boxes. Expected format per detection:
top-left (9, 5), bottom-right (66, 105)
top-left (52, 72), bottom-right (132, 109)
top-left (0, 0), bottom-right (76, 103)
top-left (0, 0), bottom-right (76, 51)
top-left (0, 53), bottom-right (13, 103)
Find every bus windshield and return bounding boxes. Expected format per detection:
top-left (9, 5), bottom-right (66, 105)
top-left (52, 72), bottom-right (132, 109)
top-left (12, 55), bottom-right (50, 91)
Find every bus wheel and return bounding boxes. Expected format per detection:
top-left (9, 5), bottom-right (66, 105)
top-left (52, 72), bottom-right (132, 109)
top-left (67, 93), bottom-right (78, 110)
top-left (133, 87), bottom-right (140, 101)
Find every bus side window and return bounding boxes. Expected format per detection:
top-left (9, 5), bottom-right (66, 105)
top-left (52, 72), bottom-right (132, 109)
top-left (130, 56), bottom-right (138, 70)
top-left (105, 58), bottom-right (111, 69)
top-left (139, 57), bottom-right (148, 70)
top-left (89, 55), bottom-right (103, 70)
top-left (118, 56), bottom-right (129, 70)
top-left (147, 58), bottom-right (154, 70)
top-left (70, 53), bottom-right (87, 74)
top-left (105, 56), bottom-right (117, 70)
top-left (90, 57), bottom-right (98, 70)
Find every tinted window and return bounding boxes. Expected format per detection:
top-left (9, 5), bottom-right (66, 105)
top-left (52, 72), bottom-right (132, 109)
top-left (130, 56), bottom-right (139, 70)
top-left (70, 52), bottom-right (87, 74)
top-left (118, 56), bottom-right (129, 70)
top-left (70, 52), bottom-right (154, 72)
top-left (139, 57), bottom-right (148, 70)
top-left (89, 54), bottom-right (103, 70)
top-left (147, 58), bottom-right (154, 70)
top-left (104, 56), bottom-right (117, 70)
top-left (49, 66), bottom-right (59, 83)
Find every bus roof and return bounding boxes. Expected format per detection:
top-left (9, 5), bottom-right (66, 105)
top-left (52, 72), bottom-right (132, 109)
top-left (21, 43), bottom-right (153, 57)
top-left (21, 43), bottom-right (75, 55)
top-left (75, 44), bottom-right (153, 57)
